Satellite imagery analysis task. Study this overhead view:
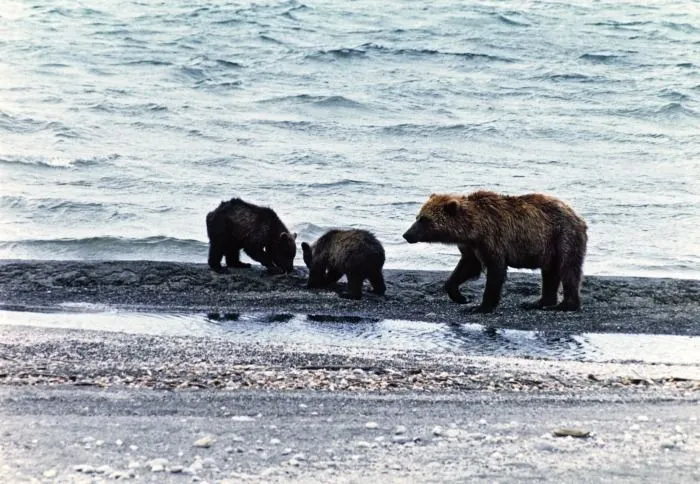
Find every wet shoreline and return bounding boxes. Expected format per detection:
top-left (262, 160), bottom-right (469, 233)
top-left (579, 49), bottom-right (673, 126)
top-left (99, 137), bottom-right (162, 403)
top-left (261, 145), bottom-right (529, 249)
top-left (1, 260), bottom-right (699, 335)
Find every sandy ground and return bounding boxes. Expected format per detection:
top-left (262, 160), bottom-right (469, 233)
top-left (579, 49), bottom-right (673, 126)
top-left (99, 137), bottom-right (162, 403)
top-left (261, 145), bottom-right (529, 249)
top-left (1, 260), bottom-right (699, 482)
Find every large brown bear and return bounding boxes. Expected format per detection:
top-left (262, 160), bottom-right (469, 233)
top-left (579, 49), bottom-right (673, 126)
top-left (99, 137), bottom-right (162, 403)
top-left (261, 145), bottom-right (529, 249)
top-left (403, 191), bottom-right (587, 312)
top-left (206, 198), bottom-right (297, 274)
top-left (301, 229), bottom-right (386, 300)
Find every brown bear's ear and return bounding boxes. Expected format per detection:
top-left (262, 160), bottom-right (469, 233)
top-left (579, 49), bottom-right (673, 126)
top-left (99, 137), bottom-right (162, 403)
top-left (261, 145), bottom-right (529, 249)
top-left (280, 232), bottom-right (291, 241)
top-left (292, 232), bottom-right (297, 240)
top-left (444, 199), bottom-right (460, 216)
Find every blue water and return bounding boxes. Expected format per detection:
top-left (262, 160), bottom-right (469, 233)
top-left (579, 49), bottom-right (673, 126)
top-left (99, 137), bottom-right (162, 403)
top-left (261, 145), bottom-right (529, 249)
top-left (1, 0), bottom-right (699, 278)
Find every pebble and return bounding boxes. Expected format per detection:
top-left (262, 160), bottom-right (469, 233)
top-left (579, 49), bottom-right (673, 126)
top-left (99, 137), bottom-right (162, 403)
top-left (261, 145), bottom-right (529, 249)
top-left (169, 465), bottom-right (184, 473)
top-left (129, 445), bottom-right (139, 452)
top-left (127, 461), bottom-right (140, 469)
top-left (115, 439), bottom-right (123, 447)
top-left (288, 458), bottom-right (300, 467)
top-left (365, 422), bottom-right (378, 429)
top-left (637, 415), bottom-right (650, 422)
top-left (231, 416), bottom-right (255, 422)
top-left (225, 446), bottom-right (234, 454)
top-left (282, 448), bottom-right (293, 455)
top-left (392, 435), bottom-right (409, 445)
top-left (270, 438), bottom-right (281, 445)
top-left (432, 426), bottom-right (444, 436)
top-left (73, 464), bottom-right (95, 474)
top-left (292, 453), bottom-right (306, 461)
top-left (96, 440), bottom-right (104, 447)
top-left (394, 425), bottom-right (407, 435)
top-left (478, 419), bottom-right (488, 425)
top-left (109, 470), bottom-right (133, 479)
top-left (96, 465), bottom-right (113, 474)
top-left (188, 460), bottom-right (204, 473)
top-left (194, 435), bottom-right (215, 448)
top-left (391, 463), bottom-right (402, 470)
top-left (356, 441), bottom-right (372, 448)
top-left (147, 458), bottom-right (169, 472)
top-left (445, 429), bottom-right (460, 438)
top-left (630, 424), bottom-right (641, 431)
top-left (43, 470), bottom-right (57, 478)
top-left (552, 428), bottom-right (591, 438)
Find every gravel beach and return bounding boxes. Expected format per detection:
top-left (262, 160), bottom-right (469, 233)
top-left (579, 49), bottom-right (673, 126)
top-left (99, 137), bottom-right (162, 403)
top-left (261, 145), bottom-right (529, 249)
top-left (1, 260), bottom-right (699, 482)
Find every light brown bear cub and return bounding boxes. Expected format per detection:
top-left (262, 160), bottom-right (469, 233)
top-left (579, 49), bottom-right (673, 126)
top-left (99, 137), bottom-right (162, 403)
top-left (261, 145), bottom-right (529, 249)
top-left (302, 229), bottom-right (386, 300)
top-left (403, 191), bottom-right (587, 312)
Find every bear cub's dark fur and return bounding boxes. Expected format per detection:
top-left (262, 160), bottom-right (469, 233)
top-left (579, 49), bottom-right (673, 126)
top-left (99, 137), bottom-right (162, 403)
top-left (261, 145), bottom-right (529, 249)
top-left (301, 229), bottom-right (386, 300)
top-left (206, 198), bottom-right (296, 274)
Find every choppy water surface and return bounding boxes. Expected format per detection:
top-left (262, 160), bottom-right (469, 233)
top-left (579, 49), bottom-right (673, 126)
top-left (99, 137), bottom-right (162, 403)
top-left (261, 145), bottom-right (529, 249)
top-left (2, 308), bottom-right (699, 365)
top-left (1, 1), bottom-right (699, 277)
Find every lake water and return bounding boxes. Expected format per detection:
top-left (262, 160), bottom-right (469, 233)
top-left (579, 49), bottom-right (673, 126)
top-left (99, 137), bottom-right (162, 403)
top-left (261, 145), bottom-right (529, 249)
top-left (1, 0), bottom-right (699, 278)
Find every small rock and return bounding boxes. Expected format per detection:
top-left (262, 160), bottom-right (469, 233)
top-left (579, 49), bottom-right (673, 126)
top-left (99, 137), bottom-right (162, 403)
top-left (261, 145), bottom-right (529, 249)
top-left (194, 435), bottom-right (215, 448)
top-left (491, 451), bottom-right (503, 460)
top-left (188, 460), bottom-right (204, 473)
top-left (356, 441), bottom-right (372, 448)
top-left (151, 464), bottom-right (165, 473)
top-left (392, 435), bottom-right (409, 445)
top-left (115, 439), bottom-right (123, 447)
top-left (129, 445), bottom-right (138, 452)
top-left (299, 404), bottom-right (308, 409)
top-left (42, 470), bottom-right (57, 478)
top-left (225, 447), bottom-right (234, 454)
top-left (201, 457), bottom-right (217, 469)
top-left (288, 458), bottom-right (300, 467)
top-left (432, 426), bottom-right (444, 436)
top-left (95, 440), bottom-right (104, 447)
top-left (96, 465), bottom-right (112, 474)
top-left (445, 429), bottom-right (460, 438)
top-left (235, 447), bottom-right (245, 453)
top-left (169, 465), bottom-right (184, 473)
top-left (365, 422), bottom-right (378, 429)
top-left (391, 463), bottom-right (402, 470)
top-left (637, 415), bottom-right (649, 422)
top-left (231, 416), bottom-right (255, 422)
top-left (127, 461), bottom-right (140, 469)
top-left (281, 448), bottom-right (293, 455)
top-left (630, 424), bottom-right (641, 431)
top-left (270, 438), bottom-right (281, 445)
top-left (478, 419), bottom-right (487, 425)
top-left (552, 428), bottom-right (590, 438)
top-left (394, 426), bottom-right (407, 435)
top-left (292, 453), bottom-right (306, 461)
top-left (109, 470), bottom-right (132, 479)
top-left (73, 464), bottom-right (95, 474)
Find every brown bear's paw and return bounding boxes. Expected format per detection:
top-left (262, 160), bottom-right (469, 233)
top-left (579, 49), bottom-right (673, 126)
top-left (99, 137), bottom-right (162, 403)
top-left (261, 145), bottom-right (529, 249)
top-left (521, 299), bottom-right (558, 310)
top-left (546, 301), bottom-right (581, 312)
top-left (229, 262), bottom-right (251, 269)
top-left (210, 266), bottom-right (230, 274)
top-left (446, 288), bottom-right (467, 304)
top-left (470, 304), bottom-right (495, 314)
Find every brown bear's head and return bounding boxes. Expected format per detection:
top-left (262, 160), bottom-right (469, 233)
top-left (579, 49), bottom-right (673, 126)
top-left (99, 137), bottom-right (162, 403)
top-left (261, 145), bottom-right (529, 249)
top-left (272, 232), bottom-right (297, 273)
top-left (301, 241), bottom-right (314, 268)
top-left (403, 194), bottom-right (468, 244)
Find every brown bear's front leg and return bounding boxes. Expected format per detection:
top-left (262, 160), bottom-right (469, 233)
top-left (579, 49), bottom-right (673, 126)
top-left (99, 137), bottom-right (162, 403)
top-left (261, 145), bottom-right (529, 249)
top-left (368, 270), bottom-right (386, 296)
top-left (225, 247), bottom-right (251, 269)
top-left (473, 263), bottom-right (506, 313)
top-left (445, 246), bottom-right (482, 304)
top-left (340, 272), bottom-right (363, 300)
top-left (208, 242), bottom-right (228, 273)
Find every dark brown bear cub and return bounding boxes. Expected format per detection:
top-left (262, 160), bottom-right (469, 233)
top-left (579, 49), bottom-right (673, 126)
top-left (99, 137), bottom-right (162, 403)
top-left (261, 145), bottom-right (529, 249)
top-left (403, 191), bottom-right (587, 312)
top-left (301, 229), bottom-right (386, 300)
top-left (206, 198), bottom-right (296, 274)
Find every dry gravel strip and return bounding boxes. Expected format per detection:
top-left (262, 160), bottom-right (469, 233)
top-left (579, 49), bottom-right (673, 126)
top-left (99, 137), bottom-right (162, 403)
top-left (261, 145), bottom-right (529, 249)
top-left (1, 259), bottom-right (700, 335)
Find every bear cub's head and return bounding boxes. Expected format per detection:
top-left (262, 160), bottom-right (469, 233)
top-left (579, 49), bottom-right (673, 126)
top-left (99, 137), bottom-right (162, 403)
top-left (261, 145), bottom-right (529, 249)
top-left (272, 232), bottom-right (297, 273)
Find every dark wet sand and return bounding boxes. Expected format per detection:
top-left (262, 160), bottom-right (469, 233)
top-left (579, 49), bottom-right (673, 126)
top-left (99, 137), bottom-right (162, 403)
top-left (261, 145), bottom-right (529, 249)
top-left (1, 260), bottom-right (699, 335)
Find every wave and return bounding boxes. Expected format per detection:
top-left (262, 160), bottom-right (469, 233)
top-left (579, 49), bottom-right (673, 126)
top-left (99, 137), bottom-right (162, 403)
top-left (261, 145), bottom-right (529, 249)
top-left (538, 73), bottom-right (607, 83)
top-left (0, 154), bottom-right (120, 170)
top-left (619, 102), bottom-right (698, 120)
top-left (0, 236), bottom-right (207, 262)
top-left (307, 179), bottom-right (383, 189)
top-left (258, 94), bottom-right (366, 109)
top-left (307, 48), bottom-right (367, 60)
top-left (580, 53), bottom-right (626, 64)
top-left (495, 14), bottom-right (531, 27)
top-left (380, 122), bottom-right (497, 137)
top-left (359, 43), bottom-right (514, 62)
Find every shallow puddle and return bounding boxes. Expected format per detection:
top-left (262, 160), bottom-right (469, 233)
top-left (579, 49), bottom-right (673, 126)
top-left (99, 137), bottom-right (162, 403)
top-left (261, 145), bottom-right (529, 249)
top-left (1, 306), bottom-right (698, 366)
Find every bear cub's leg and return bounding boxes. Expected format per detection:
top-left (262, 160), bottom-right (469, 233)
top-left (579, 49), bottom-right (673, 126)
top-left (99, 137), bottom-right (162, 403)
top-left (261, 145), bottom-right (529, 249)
top-left (368, 270), bottom-right (386, 296)
top-left (340, 272), bottom-right (364, 300)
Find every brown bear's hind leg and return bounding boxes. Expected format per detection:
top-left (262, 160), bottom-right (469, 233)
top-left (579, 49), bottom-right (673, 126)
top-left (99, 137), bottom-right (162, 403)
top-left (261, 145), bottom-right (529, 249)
top-left (340, 272), bottom-right (364, 300)
top-left (445, 246), bottom-right (482, 304)
top-left (523, 267), bottom-right (560, 309)
top-left (369, 270), bottom-right (386, 296)
top-left (554, 266), bottom-right (582, 311)
top-left (225, 247), bottom-right (251, 269)
top-left (473, 263), bottom-right (506, 313)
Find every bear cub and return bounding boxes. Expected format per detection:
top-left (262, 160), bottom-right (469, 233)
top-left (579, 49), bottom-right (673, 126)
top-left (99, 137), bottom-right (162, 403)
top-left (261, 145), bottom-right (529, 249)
top-left (206, 198), bottom-right (296, 274)
top-left (403, 191), bottom-right (587, 312)
top-left (301, 229), bottom-right (386, 300)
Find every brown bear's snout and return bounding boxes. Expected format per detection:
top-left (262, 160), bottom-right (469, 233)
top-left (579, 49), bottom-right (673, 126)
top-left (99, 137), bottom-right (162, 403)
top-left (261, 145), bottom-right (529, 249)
top-left (403, 224), bottom-right (420, 244)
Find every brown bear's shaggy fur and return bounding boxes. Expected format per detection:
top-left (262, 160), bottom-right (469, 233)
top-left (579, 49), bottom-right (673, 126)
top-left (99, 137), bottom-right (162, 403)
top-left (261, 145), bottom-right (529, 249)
top-left (403, 191), bottom-right (587, 312)
top-left (302, 229), bottom-right (386, 300)
top-left (206, 198), bottom-right (296, 274)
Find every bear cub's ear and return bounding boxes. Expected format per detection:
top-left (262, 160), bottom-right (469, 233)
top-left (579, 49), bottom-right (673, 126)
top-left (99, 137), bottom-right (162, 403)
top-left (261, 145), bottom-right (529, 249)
top-left (301, 242), bottom-right (313, 267)
top-left (444, 200), bottom-right (460, 216)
